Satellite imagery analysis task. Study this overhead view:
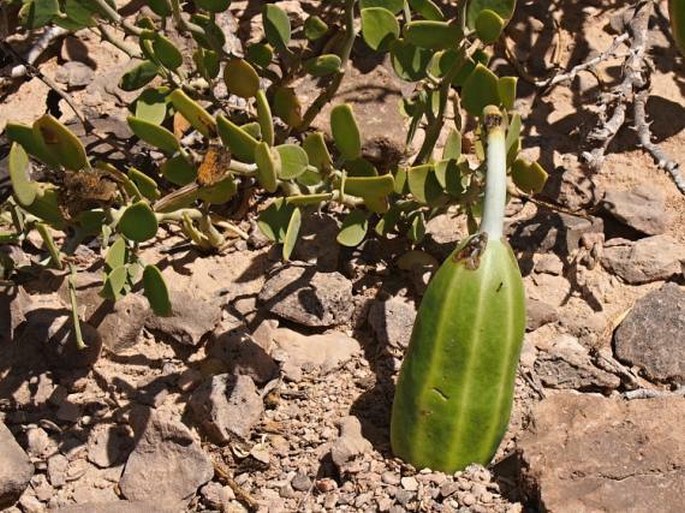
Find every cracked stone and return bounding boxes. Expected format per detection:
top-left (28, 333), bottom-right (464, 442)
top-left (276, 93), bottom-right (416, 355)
top-left (601, 235), bottom-right (685, 284)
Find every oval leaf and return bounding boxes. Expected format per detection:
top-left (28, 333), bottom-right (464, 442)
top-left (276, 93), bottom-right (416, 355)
top-left (119, 201), bottom-right (159, 242)
top-left (143, 264), bottom-right (172, 316)
top-left (337, 209), bottom-right (370, 247)
top-left (127, 116), bottom-right (180, 154)
top-left (331, 104), bottom-right (362, 161)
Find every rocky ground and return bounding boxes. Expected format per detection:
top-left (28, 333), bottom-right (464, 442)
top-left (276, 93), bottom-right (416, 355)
top-left (1, 1), bottom-right (684, 513)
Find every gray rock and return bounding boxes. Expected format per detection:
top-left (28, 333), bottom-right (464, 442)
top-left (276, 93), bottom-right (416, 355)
top-left (19, 311), bottom-right (102, 369)
top-left (291, 472), bottom-right (312, 492)
top-left (200, 482), bottom-right (234, 509)
top-left (559, 214), bottom-right (604, 254)
top-left (602, 186), bottom-right (669, 235)
top-left (188, 374), bottom-right (263, 443)
top-left (534, 335), bottom-right (620, 391)
top-left (96, 294), bottom-right (150, 353)
top-left (330, 416), bottom-right (372, 472)
top-left (291, 214), bottom-right (341, 271)
top-left (526, 298), bottom-right (559, 331)
top-left (145, 289), bottom-right (221, 346)
top-left (47, 453), bottom-right (68, 487)
top-left (87, 424), bottom-right (133, 468)
top-left (368, 297), bottom-right (417, 349)
top-left (119, 411), bottom-right (213, 501)
top-left (207, 330), bottom-right (279, 386)
top-left (518, 393), bottom-right (685, 513)
top-left (55, 501), bottom-right (185, 513)
top-left (613, 283), bottom-right (685, 384)
top-left (271, 328), bottom-right (361, 381)
top-left (0, 422), bottom-right (34, 509)
top-left (258, 266), bottom-right (353, 327)
top-left (602, 235), bottom-right (685, 284)
top-left (55, 61), bottom-right (94, 88)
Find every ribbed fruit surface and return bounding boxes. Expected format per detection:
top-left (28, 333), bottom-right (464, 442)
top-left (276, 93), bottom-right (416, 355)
top-left (390, 234), bottom-right (526, 473)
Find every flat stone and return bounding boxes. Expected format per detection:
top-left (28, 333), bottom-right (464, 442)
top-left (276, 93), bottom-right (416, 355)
top-left (367, 297), bottom-right (417, 349)
top-left (207, 330), bottom-right (279, 386)
top-left (271, 328), bottom-right (361, 381)
top-left (95, 294), bottom-right (150, 353)
top-left (119, 411), bottom-right (213, 501)
top-left (188, 374), bottom-right (264, 443)
top-left (602, 186), bottom-right (669, 235)
top-left (0, 422), bottom-right (34, 509)
top-left (602, 235), bottom-right (685, 284)
top-left (55, 61), bottom-right (94, 88)
top-left (87, 424), bottom-right (133, 468)
top-left (55, 500), bottom-right (185, 513)
top-left (145, 289), bottom-right (221, 346)
top-left (526, 298), bottom-right (559, 331)
top-left (330, 417), bottom-right (372, 473)
top-left (258, 266), bottom-right (353, 328)
top-left (518, 393), bottom-right (685, 513)
top-left (534, 335), bottom-right (620, 392)
top-left (613, 283), bottom-right (685, 384)
top-left (291, 214), bottom-right (341, 272)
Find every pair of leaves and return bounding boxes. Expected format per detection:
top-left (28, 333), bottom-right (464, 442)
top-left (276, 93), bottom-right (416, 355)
top-left (258, 199), bottom-right (301, 261)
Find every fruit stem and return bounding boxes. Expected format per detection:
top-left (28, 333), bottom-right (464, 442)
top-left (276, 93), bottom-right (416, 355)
top-left (480, 106), bottom-right (507, 240)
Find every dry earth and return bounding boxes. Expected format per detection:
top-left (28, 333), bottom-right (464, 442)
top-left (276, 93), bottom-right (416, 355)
top-left (1, 1), bottom-right (684, 513)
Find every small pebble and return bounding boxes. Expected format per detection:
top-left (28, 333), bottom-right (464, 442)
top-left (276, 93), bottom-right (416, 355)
top-left (381, 471), bottom-right (401, 485)
top-left (291, 472), bottom-right (312, 491)
top-left (400, 476), bottom-right (419, 491)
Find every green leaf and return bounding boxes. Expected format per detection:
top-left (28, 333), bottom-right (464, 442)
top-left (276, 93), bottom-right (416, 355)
top-left (195, 0), bottom-right (231, 12)
top-left (255, 90), bottom-right (274, 147)
top-left (127, 116), bottom-right (180, 154)
top-left (153, 34), bottom-right (183, 70)
top-left (143, 265), bottom-right (172, 316)
top-left (404, 20), bottom-right (463, 49)
top-left (337, 209), bottom-right (370, 247)
top-left (461, 63), bottom-right (500, 116)
top-left (390, 39), bottom-right (432, 82)
top-left (376, 205), bottom-right (401, 236)
top-left (246, 43), bottom-right (274, 68)
top-left (198, 176), bottom-right (237, 205)
top-left (128, 167), bottom-right (160, 201)
top-left (275, 144), bottom-right (309, 180)
top-left (224, 58), bottom-right (261, 99)
top-left (190, 13), bottom-right (226, 51)
top-left (331, 104), bottom-right (362, 161)
top-left (119, 201), bottom-right (158, 242)
top-left (408, 164), bottom-right (444, 205)
top-left (161, 155), bottom-right (197, 186)
top-left (105, 236), bottom-right (127, 272)
top-left (217, 114), bottom-right (259, 162)
top-left (273, 87), bottom-right (303, 128)
top-left (24, 0), bottom-right (59, 28)
top-left (303, 132), bottom-right (332, 170)
top-left (361, 7), bottom-right (400, 51)
top-left (119, 60), bottom-right (159, 91)
top-left (304, 15), bottom-right (328, 40)
top-left (168, 89), bottom-right (217, 138)
top-left (475, 9), bottom-right (505, 44)
top-left (360, 0), bottom-right (404, 13)
top-left (408, 0), bottom-right (444, 20)
top-left (147, 0), bottom-right (172, 17)
top-left (57, 0), bottom-right (98, 30)
top-left (305, 54), bottom-right (342, 77)
top-left (8, 143), bottom-right (36, 207)
top-left (407, 211), bottom-right (426, 243)
top-left (5, 122), bottom-right (58, 167)
top-left (33, 115), bottom-right (88, 171)
top-left (263, 4), bottom-right (291, 50)
top-left (135, 87), bottom-right (170, 125)
top-left (254, 142), bottom-right (280, 193)
top-left (283, 207), bottom-right (301, 261)
top-left (442, 128), bottom-right (462, 161)
top-left (511, 158), bottom-right (548, 194)
top-left (466, 0), bottom-right (516, 29)
top-left (344, 174), bottom-right (395, 198)
top-left (345, 158), bottom-right (378, 177)
top-left (101, 265), bottom-right (128, 301)
top-left (257, 198), bottom-right (297, 243)
top-left (498, 76), bottom-right (517, 110)
top-left (434, 159), bottom-right (466, 197)
top-left (193, 48), bottom-right (220, 80)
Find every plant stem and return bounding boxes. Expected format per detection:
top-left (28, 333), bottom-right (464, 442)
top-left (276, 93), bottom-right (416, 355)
top-left (298, 0), bottom-right (357, 131)
top-left (480, 106), bottom-right (507, 239)
top-left (68, 264), bottom-right (86, 350)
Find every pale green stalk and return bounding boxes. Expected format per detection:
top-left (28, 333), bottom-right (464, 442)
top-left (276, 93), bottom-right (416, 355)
top-left (480, 106), bottom-right (507, 239)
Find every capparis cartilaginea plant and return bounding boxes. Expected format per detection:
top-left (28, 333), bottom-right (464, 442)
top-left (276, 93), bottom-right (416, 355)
top-left (3, 0), bottom-right (549, 358)
top-left (390, 105), bottom-right (526, 473)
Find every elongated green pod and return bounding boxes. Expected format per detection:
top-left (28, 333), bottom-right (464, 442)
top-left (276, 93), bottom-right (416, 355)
top-left (390, 106), bottom-right (526, 473)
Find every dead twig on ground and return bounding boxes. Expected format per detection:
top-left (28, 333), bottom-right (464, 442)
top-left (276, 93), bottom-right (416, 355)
top-left (213, 457), bottom-right (260, 512)
top-left (581, 1), bottom-right (685, 194)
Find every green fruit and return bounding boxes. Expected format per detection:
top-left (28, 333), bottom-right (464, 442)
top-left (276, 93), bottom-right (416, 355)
top-left (390, 233), bottom-right (525, 472)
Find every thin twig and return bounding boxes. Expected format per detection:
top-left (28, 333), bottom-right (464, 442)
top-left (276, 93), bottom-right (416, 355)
top-left (581, 1), bottom-right (652, 170)
top-left (633, 89), bottom-right (685, 193)
top-left (212, 458), bottom-right (259, 512)
top-left (7, 26), bottom-right (69, 79)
